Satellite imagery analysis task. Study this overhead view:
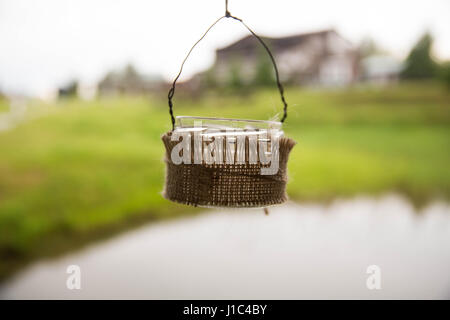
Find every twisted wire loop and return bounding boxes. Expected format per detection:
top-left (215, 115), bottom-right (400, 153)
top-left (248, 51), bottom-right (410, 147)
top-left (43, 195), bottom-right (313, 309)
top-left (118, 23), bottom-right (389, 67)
top-left (167, 9), bottom-right (288, 130)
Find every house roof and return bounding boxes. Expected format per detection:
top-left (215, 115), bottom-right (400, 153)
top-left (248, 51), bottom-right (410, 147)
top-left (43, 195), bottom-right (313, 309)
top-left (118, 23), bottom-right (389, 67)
top-left (216, 29), bottom-right (336, 54)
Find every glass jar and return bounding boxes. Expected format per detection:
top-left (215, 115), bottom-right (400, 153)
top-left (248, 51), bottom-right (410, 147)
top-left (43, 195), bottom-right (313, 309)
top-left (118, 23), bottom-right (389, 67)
top-left (173, 116), bottom-right (283, 169)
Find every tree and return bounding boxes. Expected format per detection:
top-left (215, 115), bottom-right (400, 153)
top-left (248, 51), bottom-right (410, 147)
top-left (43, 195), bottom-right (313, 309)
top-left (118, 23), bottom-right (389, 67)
top-left (228, 59), bottom-right (243, 89)
top-left (58, 80), bottom-right (78, 99)
top-left (253, 47), bottom-right (274, 87)
top-left (123, 64), bottom-right (140, 82)
top-left (203, 67), bottom-right (218, 89)
top-left (359, 37), bottom-right (385, 58)
top-left (401, 32), bottom-right (437, 79)
top-left (437, 61), bottom-right (450, 89)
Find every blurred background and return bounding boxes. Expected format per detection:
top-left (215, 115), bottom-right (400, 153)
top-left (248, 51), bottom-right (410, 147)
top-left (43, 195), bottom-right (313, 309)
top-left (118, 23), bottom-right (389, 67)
top-left (0, 0), bottom-right (449, 299)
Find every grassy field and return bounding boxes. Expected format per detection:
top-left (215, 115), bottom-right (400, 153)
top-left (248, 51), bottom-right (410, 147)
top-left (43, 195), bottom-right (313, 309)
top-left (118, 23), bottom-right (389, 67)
top-left (0, 99), bottom-right (9, 113)
top-left (0, 82), bottom-right (449, 278)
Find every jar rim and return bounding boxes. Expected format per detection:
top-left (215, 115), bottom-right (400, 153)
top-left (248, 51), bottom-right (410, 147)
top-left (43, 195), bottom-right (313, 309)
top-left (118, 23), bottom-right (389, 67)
top-left (176, 116), bottom-right (282, 127)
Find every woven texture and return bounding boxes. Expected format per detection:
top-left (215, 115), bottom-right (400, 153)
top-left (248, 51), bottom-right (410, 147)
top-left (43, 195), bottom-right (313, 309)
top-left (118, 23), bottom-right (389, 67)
top-left (161, 131), bottom-right (296, 208)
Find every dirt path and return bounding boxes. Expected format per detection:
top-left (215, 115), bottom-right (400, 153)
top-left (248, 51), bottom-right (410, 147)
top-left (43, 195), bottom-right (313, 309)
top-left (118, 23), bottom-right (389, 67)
top-left (0, 99), bottom-right (28, 132)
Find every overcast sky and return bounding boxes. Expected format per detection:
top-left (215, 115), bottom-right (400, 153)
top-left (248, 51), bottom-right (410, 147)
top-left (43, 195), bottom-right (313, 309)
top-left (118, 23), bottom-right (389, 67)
top-left (0, 0), bottom-right (449, 97)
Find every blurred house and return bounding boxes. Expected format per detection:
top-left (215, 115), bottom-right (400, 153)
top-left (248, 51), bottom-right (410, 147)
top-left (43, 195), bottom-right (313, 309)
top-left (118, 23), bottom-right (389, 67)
top-left (97, 64), bottom-right (163, 96)
top-left (207, 29), bottom-right (360, 87)
top-left (360, 55), bottom-right (404, 84)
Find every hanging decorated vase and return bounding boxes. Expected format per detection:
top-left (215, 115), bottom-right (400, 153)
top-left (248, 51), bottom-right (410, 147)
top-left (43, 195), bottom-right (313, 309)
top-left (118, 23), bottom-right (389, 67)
top-left (161, 4), bottom-right (296, 208)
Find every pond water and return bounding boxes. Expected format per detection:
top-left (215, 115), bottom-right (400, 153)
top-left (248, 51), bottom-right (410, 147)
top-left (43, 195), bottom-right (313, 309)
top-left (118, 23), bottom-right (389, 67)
top-left (1, 195), bottom-right (449, 299)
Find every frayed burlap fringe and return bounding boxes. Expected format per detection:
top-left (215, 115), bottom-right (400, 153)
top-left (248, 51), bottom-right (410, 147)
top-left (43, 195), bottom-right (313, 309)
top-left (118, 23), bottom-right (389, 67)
top-left (161, 131), bottom-right (296, 208)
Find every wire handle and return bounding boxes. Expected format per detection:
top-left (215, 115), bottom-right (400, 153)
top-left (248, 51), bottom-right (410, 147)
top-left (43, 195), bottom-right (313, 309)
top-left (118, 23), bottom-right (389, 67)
top-left (167, 8), bottom-right (288, 130)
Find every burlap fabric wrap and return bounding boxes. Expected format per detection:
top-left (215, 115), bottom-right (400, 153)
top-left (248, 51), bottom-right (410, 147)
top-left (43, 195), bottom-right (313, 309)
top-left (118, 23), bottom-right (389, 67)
top-left (161, 131), bottom-right (296, 208)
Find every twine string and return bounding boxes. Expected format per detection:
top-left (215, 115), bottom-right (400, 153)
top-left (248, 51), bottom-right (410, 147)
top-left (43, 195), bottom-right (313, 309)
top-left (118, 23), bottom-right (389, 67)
top-left (225, 0), bottom-right (230, 16)
top-left (167, 0), bottom-right (288, 130)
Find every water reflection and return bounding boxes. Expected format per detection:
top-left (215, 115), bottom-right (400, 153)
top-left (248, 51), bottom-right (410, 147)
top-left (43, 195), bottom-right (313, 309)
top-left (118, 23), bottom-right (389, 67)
top-left (1, 195), bottom-right (449, 299)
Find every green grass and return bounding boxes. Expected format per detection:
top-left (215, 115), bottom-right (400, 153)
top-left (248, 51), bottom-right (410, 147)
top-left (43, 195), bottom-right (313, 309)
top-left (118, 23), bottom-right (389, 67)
top-left (0, 82), bottom-right (449, 278)
top-left (287, 124), bottom-right (449, 202)
top-left (0, 99), bottom-right (9, 113)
